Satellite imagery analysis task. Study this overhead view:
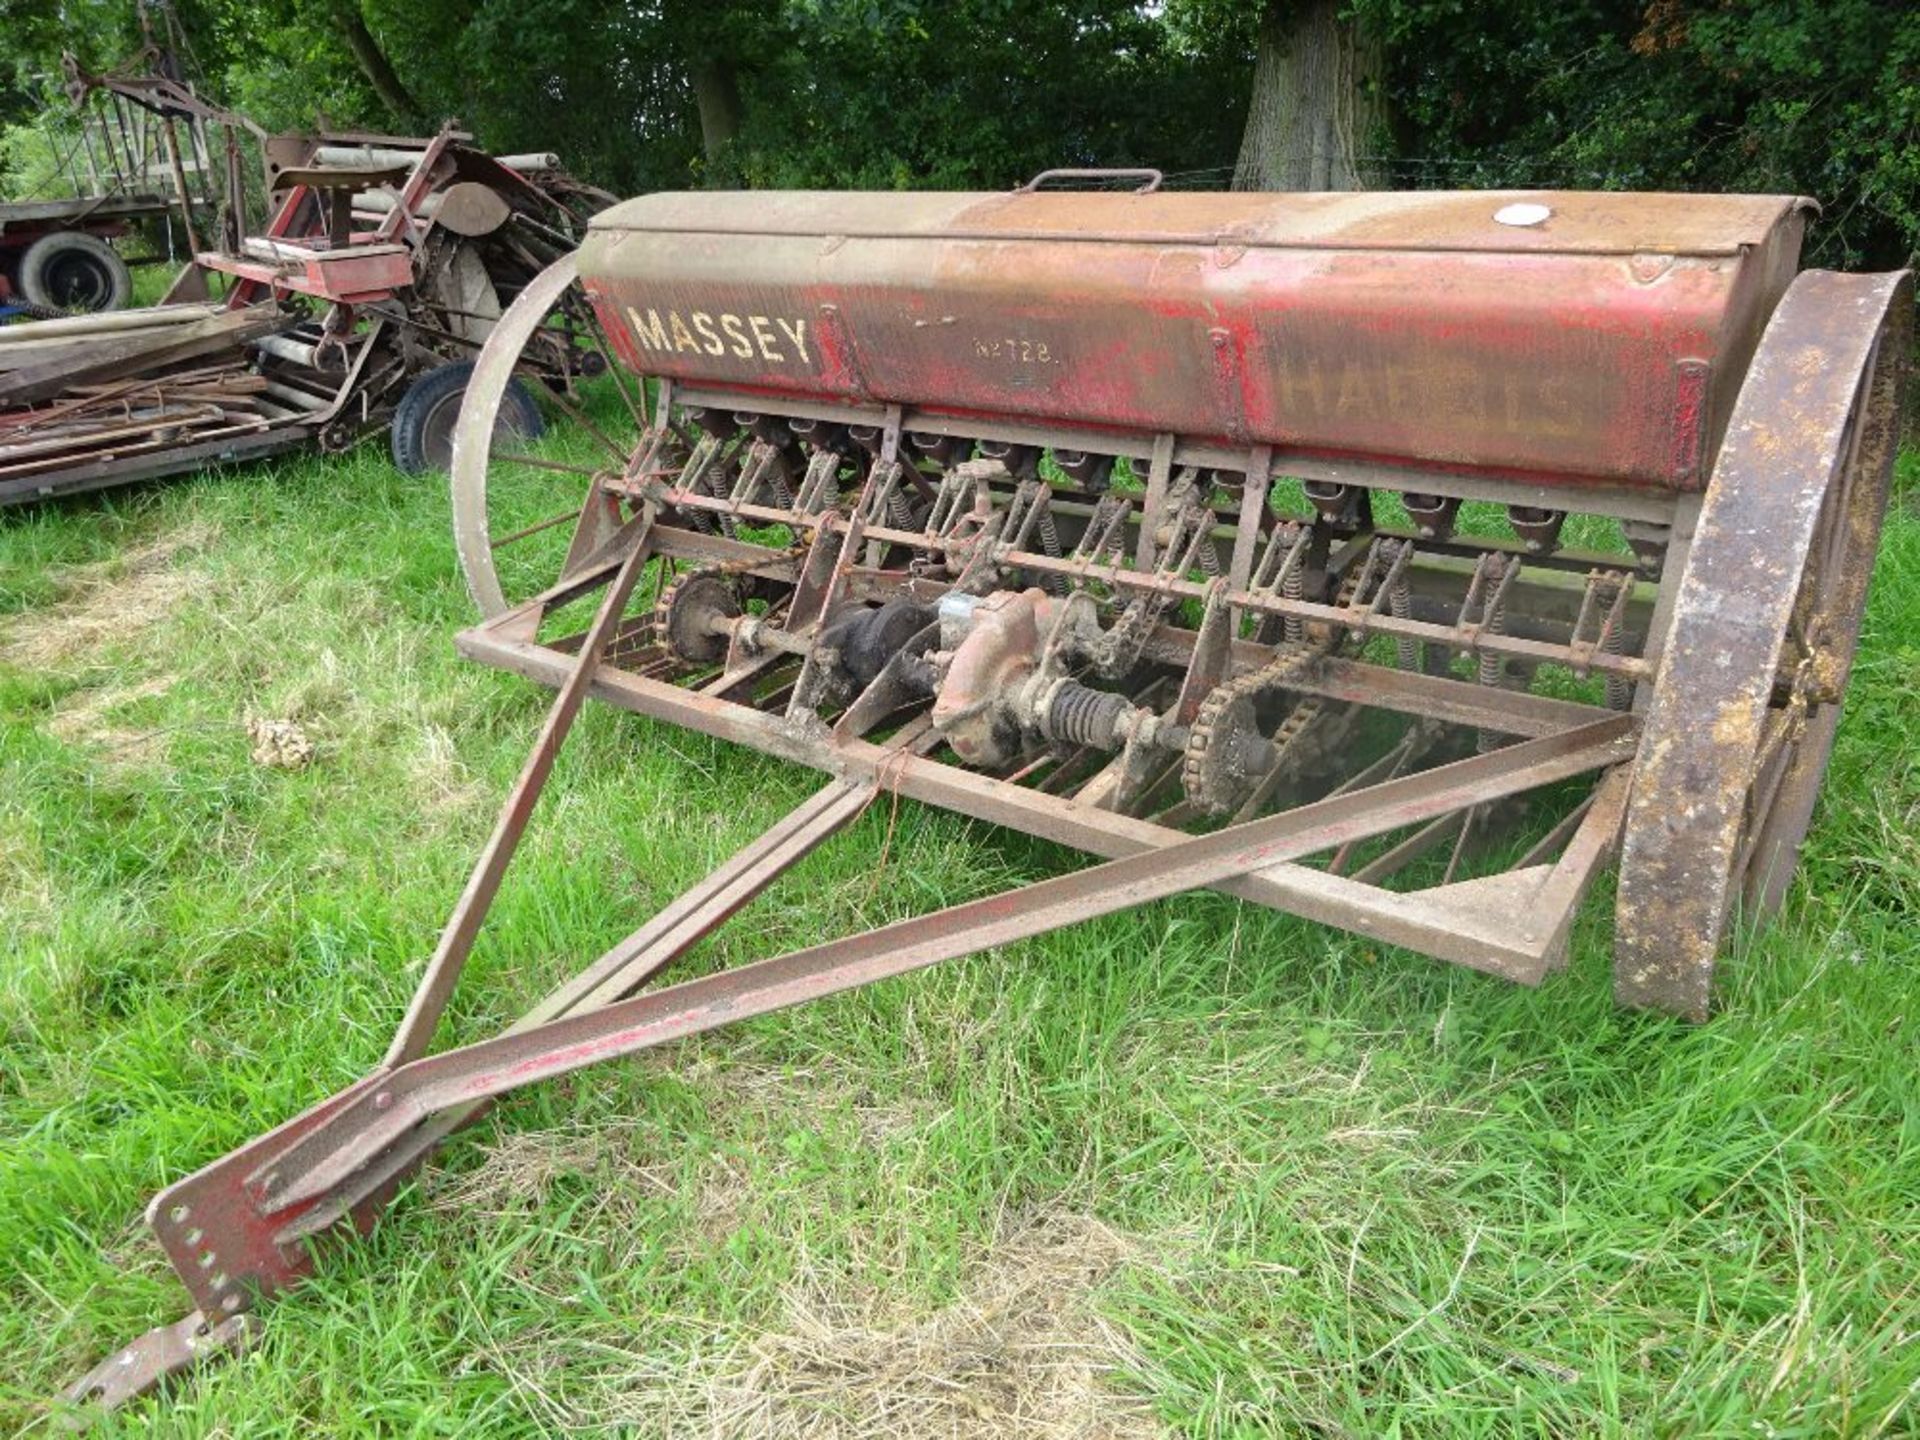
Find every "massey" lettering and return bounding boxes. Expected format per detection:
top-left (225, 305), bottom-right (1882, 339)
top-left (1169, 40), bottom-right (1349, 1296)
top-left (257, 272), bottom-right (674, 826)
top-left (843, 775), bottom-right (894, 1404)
top-left (626, 306), bottom-right (811, 365)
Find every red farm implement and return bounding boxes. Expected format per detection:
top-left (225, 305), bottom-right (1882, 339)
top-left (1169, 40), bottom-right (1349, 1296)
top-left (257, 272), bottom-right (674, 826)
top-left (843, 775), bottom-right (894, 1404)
top-left (0, 53), bottom-right (608, 507)
top-left (63, 176), bottom-right (1909, 1414)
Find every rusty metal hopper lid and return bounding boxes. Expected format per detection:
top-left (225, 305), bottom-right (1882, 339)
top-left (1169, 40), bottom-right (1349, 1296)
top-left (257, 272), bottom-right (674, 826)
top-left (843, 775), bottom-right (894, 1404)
top-left (589, 189), bottom-right (1814, 258)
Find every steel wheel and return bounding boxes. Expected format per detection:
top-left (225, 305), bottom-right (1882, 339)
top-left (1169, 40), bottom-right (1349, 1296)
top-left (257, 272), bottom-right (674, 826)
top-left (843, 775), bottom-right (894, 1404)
top-left (451, 253), bottom-right (652, 617)
top-left (1614, 269), bottom-right (1912, 1019)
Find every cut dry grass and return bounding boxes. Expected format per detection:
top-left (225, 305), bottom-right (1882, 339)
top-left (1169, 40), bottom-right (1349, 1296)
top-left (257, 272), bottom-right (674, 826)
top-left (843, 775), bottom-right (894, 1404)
top-left (440, 1125), bottom-right (1160, 1440)
top-left (0, 520), bottom-right (217, 670)
top-left (44, 675), bottom-right (178, 767)
top-left (0, 439), bottom-right (1915, 1436)
top-left (643, 1209), bottom-right (1162, 1440)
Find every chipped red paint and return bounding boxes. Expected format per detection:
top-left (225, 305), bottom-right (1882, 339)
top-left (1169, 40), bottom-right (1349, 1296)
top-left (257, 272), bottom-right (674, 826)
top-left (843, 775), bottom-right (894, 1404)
top-left (579, 189), bottom-right (1810, 491)
top-left (1668, 358), bottom-right (1712, 484)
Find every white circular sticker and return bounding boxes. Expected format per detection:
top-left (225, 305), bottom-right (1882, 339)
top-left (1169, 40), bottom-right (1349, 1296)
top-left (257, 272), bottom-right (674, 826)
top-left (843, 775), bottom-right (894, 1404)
top-left (1493, 202), bottom-right (1552, 228)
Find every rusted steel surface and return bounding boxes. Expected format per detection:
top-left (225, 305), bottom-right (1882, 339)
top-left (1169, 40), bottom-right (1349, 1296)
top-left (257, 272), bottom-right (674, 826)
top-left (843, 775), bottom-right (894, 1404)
top-left (209, 244), bottom-right (414, 302)
top-left (262, 716), bottom-right (1636, 1215)
top-left (117, 712), bottom-right (1627, 1356)
top-left (64, 184), bottom-right (1912, 1413)
top-left (454, 618), bottom-right (1621, 981)
top-left (61, 1310), bottom-right (258, 1411)
top-left (80, 772), bottom-right (886, 1410)
top-left (581, 189), bottom-right (1809, 492)
top-left (453, 253), bottom-right (583, 615)
top-left (385, 510), bottom-right (656, 1069)
top-left (1615, 268), bottom-right (1912, 1018)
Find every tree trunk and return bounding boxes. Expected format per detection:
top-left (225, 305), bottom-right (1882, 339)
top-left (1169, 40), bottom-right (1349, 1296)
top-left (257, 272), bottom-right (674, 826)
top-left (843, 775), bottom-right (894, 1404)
top-left (1232, 0), bottom-right (1385, 192)
top-left (334, 3), bottom-right (421, 125)
top-left (690, 58), bottom-right (743, 176)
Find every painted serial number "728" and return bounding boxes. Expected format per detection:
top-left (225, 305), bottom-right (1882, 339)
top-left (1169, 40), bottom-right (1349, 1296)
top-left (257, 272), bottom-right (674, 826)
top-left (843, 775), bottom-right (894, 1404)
top-left (973, 336), bottom-right (1060, 365)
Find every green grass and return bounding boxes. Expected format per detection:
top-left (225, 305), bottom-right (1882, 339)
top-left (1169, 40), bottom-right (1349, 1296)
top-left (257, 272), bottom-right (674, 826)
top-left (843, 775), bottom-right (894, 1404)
top-left (1, 441), bottom-right (1916, 1437)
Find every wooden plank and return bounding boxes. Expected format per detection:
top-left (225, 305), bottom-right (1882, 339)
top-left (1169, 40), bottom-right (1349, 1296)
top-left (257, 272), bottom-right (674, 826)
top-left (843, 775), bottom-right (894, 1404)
top-left (0, 309), bottom-right (291, 408)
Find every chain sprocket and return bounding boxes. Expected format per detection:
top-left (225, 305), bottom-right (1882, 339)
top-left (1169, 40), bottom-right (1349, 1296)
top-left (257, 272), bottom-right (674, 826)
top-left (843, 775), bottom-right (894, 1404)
top-left (1181, 559), bottom-right (1379, 817)
top-left (1183, 642), bottom-right (1324, 816)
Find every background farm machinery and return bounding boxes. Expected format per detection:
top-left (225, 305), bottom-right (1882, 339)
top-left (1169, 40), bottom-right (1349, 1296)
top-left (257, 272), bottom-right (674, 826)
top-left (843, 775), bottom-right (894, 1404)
top-left (0, 189), bottom-right (177, 317)
top-left (0, 48), bottom-right (609, 507)
top-left (2, 14), bottom-right (239, 316)
top-left (63, 180), bottom-right (1910, 1412)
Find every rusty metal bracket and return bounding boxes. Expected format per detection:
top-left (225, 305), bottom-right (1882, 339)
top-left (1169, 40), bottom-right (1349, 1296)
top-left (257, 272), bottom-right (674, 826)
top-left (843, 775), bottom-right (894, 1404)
top-left (59, 1311), bottom-right (258, 1418)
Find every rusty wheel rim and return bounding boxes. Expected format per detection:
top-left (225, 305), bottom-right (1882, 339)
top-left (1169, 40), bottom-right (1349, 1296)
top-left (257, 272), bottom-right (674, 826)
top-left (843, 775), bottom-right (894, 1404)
top-left (1734, 310), bottom-right (1904, 921)
top-left (451, 253), bottom-right (652, 617)
top-left (1614, 269), bottom-right (1912, 1019)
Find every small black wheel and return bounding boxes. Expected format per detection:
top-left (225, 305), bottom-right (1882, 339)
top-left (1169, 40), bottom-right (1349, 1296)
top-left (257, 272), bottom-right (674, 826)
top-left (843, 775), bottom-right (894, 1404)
top-left (390, 359), bottom-right (543, 476)
top-left (18, 230), bottom-right (133, 312)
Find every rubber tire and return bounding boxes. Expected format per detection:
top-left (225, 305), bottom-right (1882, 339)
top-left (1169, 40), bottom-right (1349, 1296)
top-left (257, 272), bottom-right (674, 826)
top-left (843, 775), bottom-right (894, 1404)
top-left (18, 230), bottom-right (133, 312)
top-left (391, 359), bottom-right (543, 476)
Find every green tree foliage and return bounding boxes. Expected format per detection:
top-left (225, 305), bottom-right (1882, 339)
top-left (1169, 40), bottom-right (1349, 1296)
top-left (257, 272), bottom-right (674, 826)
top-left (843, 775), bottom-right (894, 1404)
top-left (364, 0), bottom-right (778, 193)
top-left (724, 1), bottom-right (1245, 189)
top-left (1355, 0), bottom-right (1919, 268)
top-left (362, 0), bottom-right (1247, 195)
top-left (2, 1), bottom-right (1913, 269)
top-left (0, 0), bottom-right (145, 133)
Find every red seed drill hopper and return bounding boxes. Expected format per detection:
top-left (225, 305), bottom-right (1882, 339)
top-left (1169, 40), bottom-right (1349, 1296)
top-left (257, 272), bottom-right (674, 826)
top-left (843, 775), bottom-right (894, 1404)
top-left (66, 174), bottom-right (1910, 1410)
